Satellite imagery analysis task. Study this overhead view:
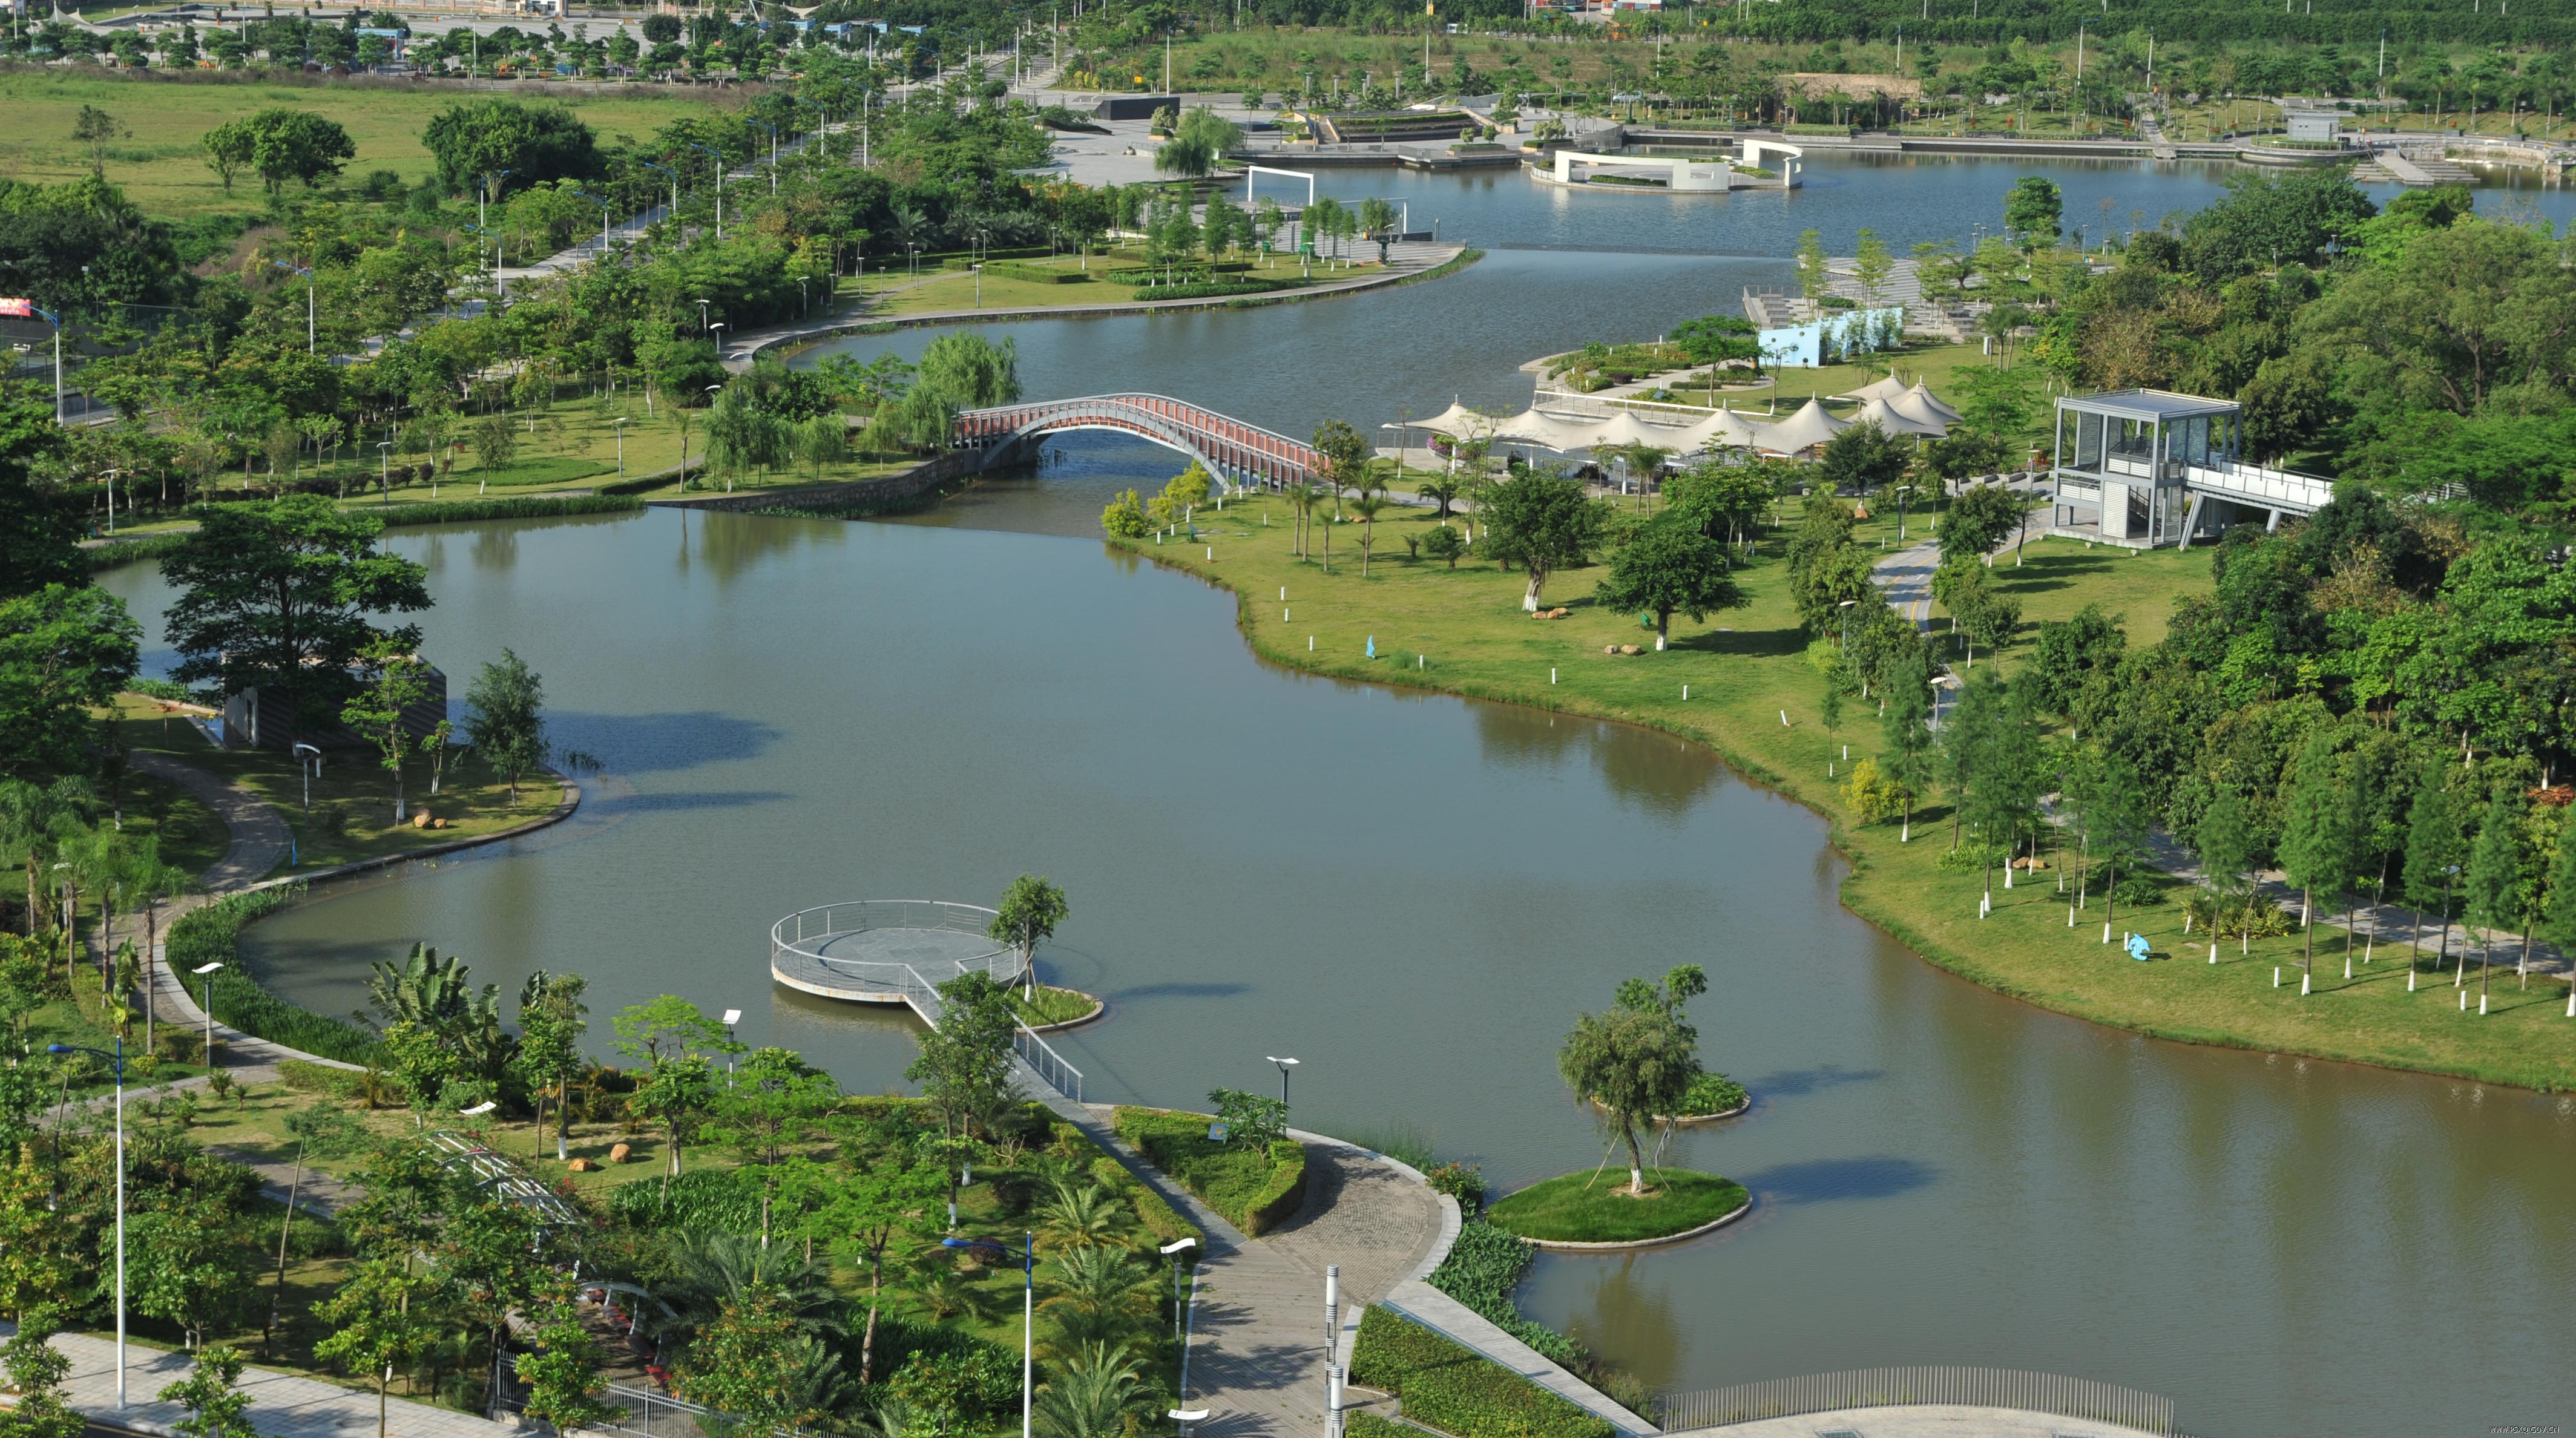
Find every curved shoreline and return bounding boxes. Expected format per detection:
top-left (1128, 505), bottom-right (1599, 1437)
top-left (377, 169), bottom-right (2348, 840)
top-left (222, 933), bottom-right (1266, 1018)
top-left (1107, 536), bottom-right (2561, 1096)
top-left (741, 247), bottom-right (1485, 364)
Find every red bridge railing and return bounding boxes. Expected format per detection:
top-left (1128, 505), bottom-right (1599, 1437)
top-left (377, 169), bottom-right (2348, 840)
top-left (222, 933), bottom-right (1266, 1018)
top-left (954, 393), bottom-right (1324, 488)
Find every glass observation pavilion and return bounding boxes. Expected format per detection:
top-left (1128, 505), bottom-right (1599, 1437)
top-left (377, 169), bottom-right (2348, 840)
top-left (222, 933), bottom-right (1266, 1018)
top-left (2049, 389), bottom-right (2241, 548)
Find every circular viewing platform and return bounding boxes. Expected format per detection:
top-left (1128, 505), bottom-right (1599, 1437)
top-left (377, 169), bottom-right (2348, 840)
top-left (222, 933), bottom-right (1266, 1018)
top-left (770, 900), bottom-right (1028, 1007)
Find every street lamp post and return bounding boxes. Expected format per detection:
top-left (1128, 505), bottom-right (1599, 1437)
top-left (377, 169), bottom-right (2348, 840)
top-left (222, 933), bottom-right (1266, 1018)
top-left (1894, 483), bottom-right (1915, 542)
top-left (1266, 1055), bottom-right (1299, 1106)
top-left (47, 1041), bottom-right (124, 1407)
top-left (292, 742), bottom-right (321, 816)
top-left (377, 440), bottom-right (392, 501)
top-left (1159, 1236), bottom-right (1197, 1342)
top-left (613, 416), bottom-right (628, 478)
top-left (1838, 597), bottom-right (1857, 649)
top-left (640, 160), bottom-right (681, 229)
top-left (271, 260), bottom-right (315, 353)
top-left (193, 960), bottom-right (225, 1068)
top-left (942, 1234), bottom-right (1033, 1438)
top-left (695, 297), bottom-right (712, 334)
top-left (685, 142), bottom-right (725, 238)
top-left (720, 1008), bottom-right (741, 1075)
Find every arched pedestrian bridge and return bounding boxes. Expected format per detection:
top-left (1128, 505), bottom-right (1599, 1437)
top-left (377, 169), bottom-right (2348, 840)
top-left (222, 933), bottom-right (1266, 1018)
top-left (953, 393), bottom-right (1324, 490)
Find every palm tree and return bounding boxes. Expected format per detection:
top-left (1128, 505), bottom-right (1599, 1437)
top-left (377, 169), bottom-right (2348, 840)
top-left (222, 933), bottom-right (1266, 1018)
top-left (651, 1233), bottom-right (844, 1344)
top-left (1036, 1178), bottom-right (1136, 1252)
top-left (1033, 1344), bottom-right (1158, 1438)
top-left (1280, 482), bottom-right (1318, 559)
top-left (1040, 1246), bottom-right (1158, 1328)
top-left (1349, 493), bottom-right (1389, 576)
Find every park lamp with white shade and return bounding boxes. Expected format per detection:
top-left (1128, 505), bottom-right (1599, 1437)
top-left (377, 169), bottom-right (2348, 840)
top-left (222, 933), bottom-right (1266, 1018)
top-left (45, 1040), bottom-right (126, 1407)
top-left (192, 961), bottom-right (224, 1069)
top-left (1266, 1055), bottom-right (1298, 1106)
top-left (1159, 1236), bottom-right (1197, 1341)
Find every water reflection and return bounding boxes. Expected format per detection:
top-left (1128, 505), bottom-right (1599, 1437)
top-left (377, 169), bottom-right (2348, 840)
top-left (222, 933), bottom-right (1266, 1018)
top-left (1560, 1254), bottom-right (1686, 1393)
top-left (545, 710), bottom-right (787, 775)
top-left (1471, 705), bottom-right (1726, 822)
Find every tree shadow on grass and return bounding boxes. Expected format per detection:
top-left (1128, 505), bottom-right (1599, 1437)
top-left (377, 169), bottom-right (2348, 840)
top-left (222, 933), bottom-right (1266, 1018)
top-left (1669, 625), bottom-right (1803, 658)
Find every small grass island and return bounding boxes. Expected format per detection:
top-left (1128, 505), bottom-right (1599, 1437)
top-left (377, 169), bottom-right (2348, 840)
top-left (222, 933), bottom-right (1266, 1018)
top-left (1484, 1167), bottom-right (1751, 1247)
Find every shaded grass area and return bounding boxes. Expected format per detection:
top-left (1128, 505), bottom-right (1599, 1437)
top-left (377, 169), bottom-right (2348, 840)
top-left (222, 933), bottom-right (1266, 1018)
top-left (1349, 1306), bottom-right (1615, 1438)
top-left (1111, 1105), bottom-right (1307, 1235)
top-left (1484, 1169), bottom-right (1746, 1244)
top-left (107, 695), bottom-right (565, 872)
top-left (1111, 491), bottom-right (2576, 1091)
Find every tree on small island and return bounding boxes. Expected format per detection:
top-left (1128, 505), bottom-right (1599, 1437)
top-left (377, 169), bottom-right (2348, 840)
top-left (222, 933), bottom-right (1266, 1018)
top-left (1556, 964), bottom-right (1707, 1197)
top-left (990, 875), bottom-right (1069, 1002)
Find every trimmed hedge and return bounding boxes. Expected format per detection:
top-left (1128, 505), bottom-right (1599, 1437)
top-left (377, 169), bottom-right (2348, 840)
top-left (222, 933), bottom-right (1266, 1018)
top-left (85, 533), bottom-right (192, 571)
top-left (1128, 280), bottom-right (1280, 301)
top-left (1087, 1155), bottom-right (1201, 1247)
top-left (1111, 1106), bottom-right (1309, 1235)
top-left (171, 889), bottom-right (388, 1066)
top-left (363, 495), bottom-right (645, 525)
top-left (1349, 1307), bottom-right (1614, 1438)
top-left (984, 261), bottom-right (1091, 284)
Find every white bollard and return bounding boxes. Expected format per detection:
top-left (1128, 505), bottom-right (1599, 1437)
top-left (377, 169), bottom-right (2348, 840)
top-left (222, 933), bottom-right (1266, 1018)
top-left (2409, 968), bottom-right (2417, 992)
top-left (2480, 993), bottom-right (2488, 1015)
top-left (2460, 988), bottom-right (2468, 1011)
top-left (1280, 588), bottom-right (1287, 601)
top-left (1417, 655), bottom-right (1423, 668)
top-left (1842, 744), bottom-right (1848, 760)
top-left (1683, 685), bottom-right (1689, 700)
top-left (1206, 546), bottom-right (1213, 559)
top-left (1780, 709), bottom-right (1789, 726)
top-left (1551, 668), bottom-right (1558, 685)
top-left (2068, 905), bottom-right (2075, 927)
top-left (2273, 967), bottom-right (2281, 988)
top-left (1309, 636), bottom-right (1315, 651)
top-left (1285, 608), bottom-right (1291, 621)
top-left (2102, 922), bottom-right (2111, 944)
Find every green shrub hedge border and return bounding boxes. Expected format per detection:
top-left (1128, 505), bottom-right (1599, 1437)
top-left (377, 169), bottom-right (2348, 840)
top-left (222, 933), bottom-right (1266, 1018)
top-left (1349, 1307), bottom-right (1615, 1438)
top-left (169, 888), bottom-right (387, 1066)
top-left (1111, 1106), bottom-right (1309, 1235)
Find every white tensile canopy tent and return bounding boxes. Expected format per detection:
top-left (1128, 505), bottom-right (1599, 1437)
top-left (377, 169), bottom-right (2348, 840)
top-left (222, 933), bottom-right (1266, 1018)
top-left (1491, 407), bottom-right (1610, 453)
top-left (1588, 410), bottom-right (1698, 455)
top-left (1672, 407), bottom-right (1766, 454)
top-left (1904, 382), bottom-right (1965, 425)
top-left (1851, 395), bottom-right (1947, 439)
top-left (1413, 399), bottom-right (1496, 438)
top-left (1752, 398), bottom-right (1851, 455)
top-left (1834, 373), bottom-right (1916, 405)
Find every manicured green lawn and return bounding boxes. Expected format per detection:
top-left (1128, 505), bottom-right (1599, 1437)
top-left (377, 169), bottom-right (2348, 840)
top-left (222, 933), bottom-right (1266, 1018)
top-left (1113, 493), bottom-right (2576, 1091)
top-left (0, 68), bottom-right (724, 219)
top-left (1485, 1168), bottom-right (1747, 1244)
top-left (1013, 983), bottom-right (1100, 1027)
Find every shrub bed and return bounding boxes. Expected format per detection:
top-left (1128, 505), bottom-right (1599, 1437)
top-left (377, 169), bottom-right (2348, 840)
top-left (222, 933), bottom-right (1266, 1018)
top-left (364, 494), bottom-right (645, 524)
top-left (1424, 1219), bottom-right (1586, 1368)
top-left (1348, 1307), bottom-right (1614, 1438)
top-left (171, 889), bottom-right (387, 1066)
top-left (1128, 279), bottom-right (1280, 301)
top-left (1484, 1169), bottom-right (1747, 1245)
top-left (983, 261), bottom-right (1092, 284)
top-left (606, 1166), bottom-right (764, 1235)
top-left (1111, 1106), bottom-right (1309, 1234)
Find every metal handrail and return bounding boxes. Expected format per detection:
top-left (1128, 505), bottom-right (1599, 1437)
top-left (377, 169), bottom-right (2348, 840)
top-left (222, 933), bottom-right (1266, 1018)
top-left (1014, 1020), bottom-right (1085, 1103)
top-left (1656, 1367), bottom-right (2175, 1435)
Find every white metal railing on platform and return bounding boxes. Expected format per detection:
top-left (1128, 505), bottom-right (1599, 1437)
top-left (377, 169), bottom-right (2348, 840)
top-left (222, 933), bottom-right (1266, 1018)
top-left (1656, 1367), bottom-right (2175, 1434)
top-left (2184, 459), bottom-right (2336, 512)
top-left (768, 900), bottom-right (1082, 1103)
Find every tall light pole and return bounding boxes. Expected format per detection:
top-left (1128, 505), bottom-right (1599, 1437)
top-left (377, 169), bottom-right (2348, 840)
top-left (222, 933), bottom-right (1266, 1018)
top-left (193, 961), bottom-right (225, 1068)
top-left (695, 297), bottom-right (712, 333)
top-left (1160, 1236), bottom-right (1197, 1342)
top-left (942, 1233), bottom-right (1033, 1438)
top-left (1266, 1055), bottom-right (1298, 1106)
top-left (49, 1040), bottom-right (125, 1407)
top-left (685, 141), bottom-right (725, 238)
top-left (1894, 483), bottom-right (1915, 542)
top-left (613, 415), bottom-right (628, 477)
top-left (271, 259), bottom-right (315, 352)
top-left (1838, 597), bottom-right (1856, 649)
top-left (721, 1008), bottom-right (741, 1075)
top-left (640, 159), bottom-right (681, 226)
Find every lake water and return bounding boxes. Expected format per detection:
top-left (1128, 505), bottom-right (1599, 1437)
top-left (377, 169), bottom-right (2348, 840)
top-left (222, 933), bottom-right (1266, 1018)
top-left (95, 149), bottom-right (2576, 1438)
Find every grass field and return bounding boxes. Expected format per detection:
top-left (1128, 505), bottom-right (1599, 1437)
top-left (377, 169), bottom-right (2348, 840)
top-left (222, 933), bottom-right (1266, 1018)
top-left (110, 694), bottom-right (565, 872)
top-left (1111, 490), bottom-right (2576, 1092)
top-left (853, 245), bottom-right (1387, 318)
top-left (1484, 1168), bottom-right (1748, 1243)
top-left (0, 68), bottom-right (723, 217)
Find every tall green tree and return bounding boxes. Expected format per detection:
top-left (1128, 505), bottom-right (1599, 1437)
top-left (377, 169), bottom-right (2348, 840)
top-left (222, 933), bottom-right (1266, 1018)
top-left (0, 585), bottom-right (140, 779)
top-left (2003, 176), bottom-right (2062, 249)
top-left (1879, 642), bottom-right (1934, 843)
top-left (2277, 737), bottom-right (2359, 991)
top-left (1595, 520), bottom-right (1744, 651)
top-left (905, 972), bottom-right (1020, 1142)
top-left (824, 1152), bottom-right (947, 1382)
top-left (513, 970), bottom-right (588, 1161)
top-left (1483, 470), bottom-right (1604, 612)
top-left (990, 875), bottom-right (1068, 1001)
top-left (161, 498), bottom-right (432, 749)
top-left (2402, 771), bottom-right (2466, 974)
top-left (1556, 967), bottom-right (1703, 1195)
top-left (314, 1260), bottom-right (439, 1438)
top-left (462, 649), bottom-right (547, 802)
top-left (2462, 788), bottom-right (2525, 1011)
top-left (514, 1294), bottom-right (621, 1436)
top-left (421, 99), bottom-right (602, 194)
top-left (612, 996), bottom-right (737, 1190)
top-left (0, 1319), bottom-right (84, 1438)
top-left (338, 637), bottom-right (433, 826)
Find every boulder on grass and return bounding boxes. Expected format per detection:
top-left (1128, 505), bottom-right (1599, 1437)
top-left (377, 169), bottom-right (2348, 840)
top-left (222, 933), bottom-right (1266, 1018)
top-left (566, 1158), bottom-right (596, 1172)
top-left (607, 1142), bottom-right (632, 1164)
top-left (411, 810), bottom-right (433, 829)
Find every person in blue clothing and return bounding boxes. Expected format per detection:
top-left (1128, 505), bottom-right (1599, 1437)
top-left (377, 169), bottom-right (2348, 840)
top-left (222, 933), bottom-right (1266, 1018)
top-left (2126, 931), bottom-right (2152, 962)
